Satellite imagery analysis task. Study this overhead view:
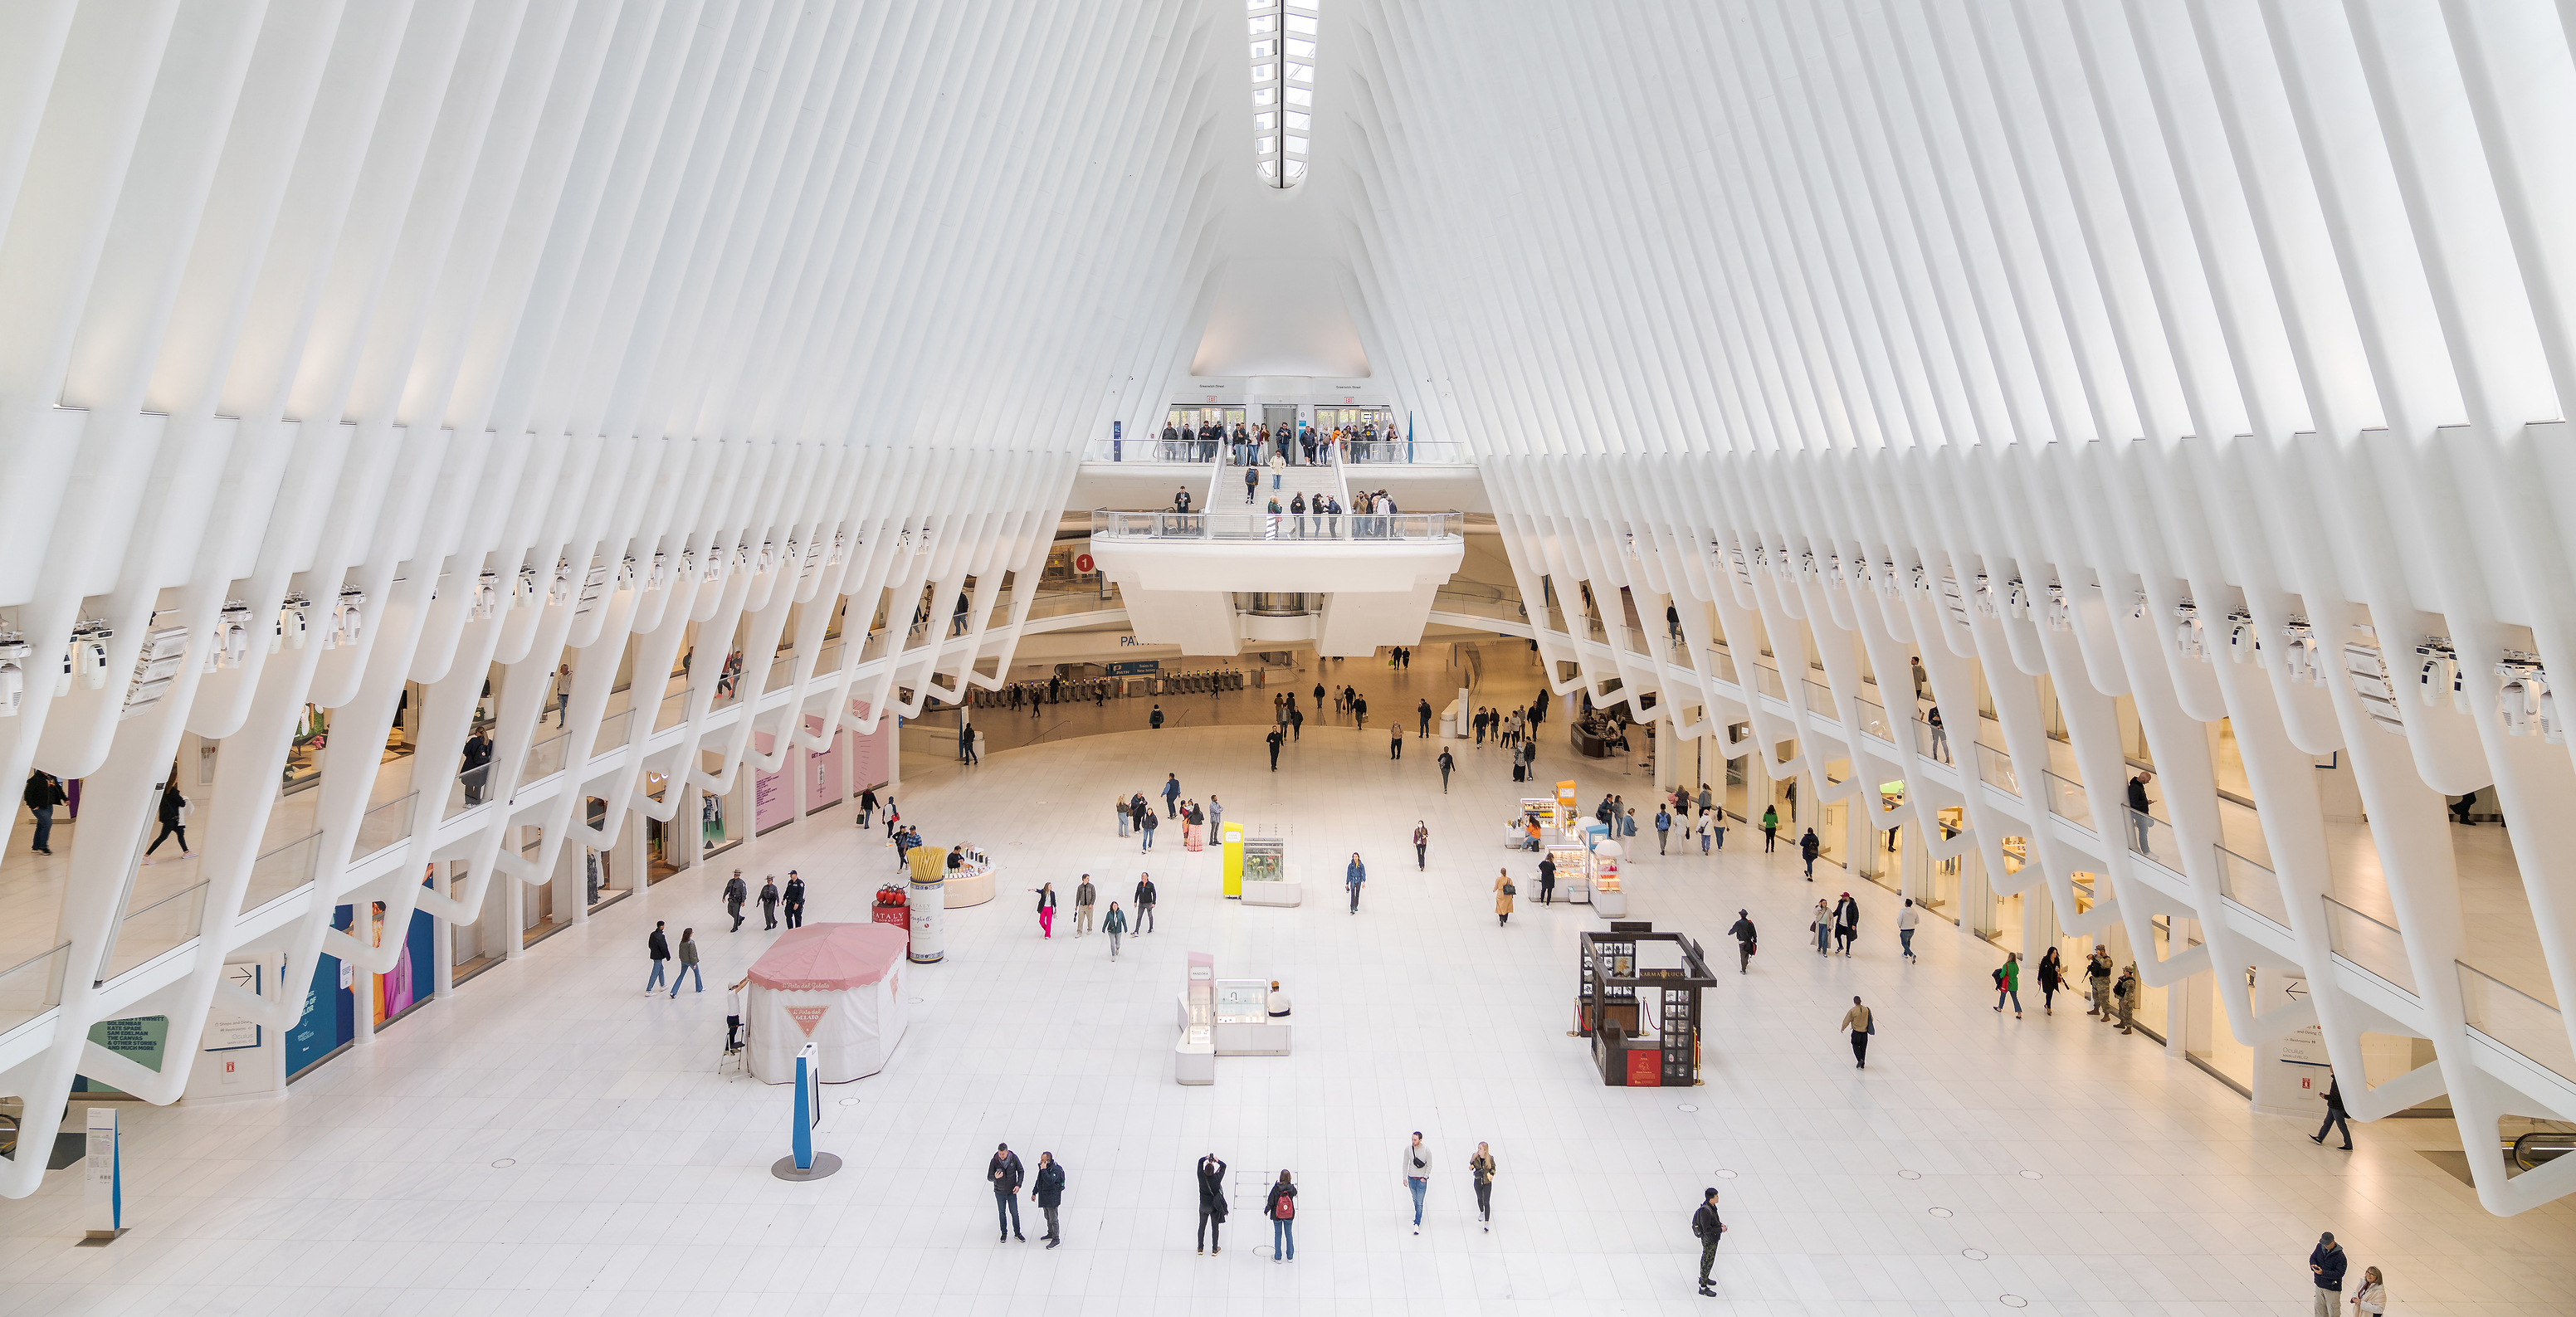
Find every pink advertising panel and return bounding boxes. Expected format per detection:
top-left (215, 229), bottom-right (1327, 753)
top-left (804, 714), bottom-right (843, 812)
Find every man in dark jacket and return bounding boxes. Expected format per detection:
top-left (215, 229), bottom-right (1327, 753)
top-left (2310, 1076), bottom-right (2353, 1150)
top-left (1163, 773), bottom-right (1182, 817)
top-left (1134, 874), bottom-right (1158, 934)
top-left (1032, 1152), bottom-right (1066, 1247)
top-left (460, 732), bottom-right (494, 805)
top-left (782, 871), bottom-right (806, 929)
top-left (1266, 727), bottom-right (1284, 770)
top-left (1538, 854), bottom-right (1556, 905)
top-left (724, 870), bottom-right (748, 931)
top-left (22, 770), bottom-right (66, 854)
top-left (1728, 910), bottom-right (1757, 973)
top-left (988, 1144), bottom-right (1025, 1241)
top-left (2128, 773), bottom-right (2154, 851)
top-left (1195, 1153), bottom-right (1228, 1254)
top-left (759, 876), bottom-right (781, 929)
top-left (856, 786), bottom-right (877, 829)
top-left (645, 922), bottom-right (671, 994)
top-left (1799, 827), bottom-right (1821, 879)
top-left (1691, 1188), bottom-right (1725, 1295)
top-left (2309, 1232), bottom-right (2346, 1316)
top-left (1417, 698), bottom-right (1433, 737)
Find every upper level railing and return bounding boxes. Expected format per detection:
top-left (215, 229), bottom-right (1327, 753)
top-left (1085, 434), bottom-right (1470, 465)
top-left (1090, 510), bottom-right (1461, 542)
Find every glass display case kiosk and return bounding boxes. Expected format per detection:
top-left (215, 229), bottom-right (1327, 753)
top-left (1238, 837), bottom-right (1299, 906)
top-left (1589, 855), bottom-right (1626, 917)
top-left (1577, 924), bottom-right (1717, 1087)
top-left (1547, 842), bottom-right (1591, 903)
top-left (1175, 953), bottom-right (1216, 1085)
top-left (1212, 977), bottom-right (1290, 1055)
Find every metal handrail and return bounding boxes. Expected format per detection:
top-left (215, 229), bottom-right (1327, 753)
top-left (1089, 509), bottom-right (1461, 541)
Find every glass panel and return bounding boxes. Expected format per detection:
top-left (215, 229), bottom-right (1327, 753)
top-left (355, 791), bottom-right (417, 858)
top-left (1803, 680), bottom-right (1833, 719)
top-left (0, 943), bottom-right (73, 1034)
top-left (2126, 808), bottom-right (2189, 874)
top-left (2457, 961), bottom-right (2575, 1085)
top-left (2215, 846), bottom-right (2290, 931)
top-left (1854, 697), bottom-right (1891, 742)
top-left (656, 689), bottom-right (690, 732)
top-left (590, 708), bottom-right (635, 759)
top-left (100, 880), bottom-right (209, 981)
top-left (2042, 771), bottom-right (2093, 832)
top-left (1973, 742), bottom-right (2018, 795)
top-left (1705, 646), bottom-right (1738, 687)
top-left (242, 832), bottom-right (323, 913)
top-left (1286, 87), bottom-right (1311, 105)
top-left (2323, 895), bottom-right (2417, 996)
top-left (1751, 663), bottom-right (1787, 702)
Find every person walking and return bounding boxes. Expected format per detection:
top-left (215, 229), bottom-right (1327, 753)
top-left (22, 771), bottom-right (65, 855)
top-left (1073, 875), bottom-right (1096, 936)
top-left (1116, 793), bottom-right (1132, 837)
top-left (1897, 898), bottom-right (1920, 963)
top-left (1799, 827), bottom-right (1821, 880)
top-left (645, 921), bottom-right (671, 994)
top-left (1728, 910), bottom-right (1757, 973)
top-left (1655, 806), bottom-right (1672, 854)
top-left (1993, 951), bottom-right (2022, 1017)
top-left (2349, 1266), bottom-right (2386, 1316)
top-left (1266, 1171), bottom-right (1298, 1262)
top-left (1140, 808), bottom-right (1158, 852)
top-left (2311, 1075), bottom-right (2354, 1149)
top-left (666, 928), bottom-right (704, 997)
top-left (724, 870), bottom-right (748, 931)
top-left (1163, 773), bottom-right (1181, 817)
top-left (759, 875), bottom-right (780, 929)
top-left (1841, 995), bottom-right (1874, 1068)
top-left (988, 1144), bottom-right (1026, 1242)
top-left (1492, 869), bottom-right (1515, 925)
top-left (1402, 1133), bottom-right (1432, 1233)
top-left (1352, 694), bottom-right (1368, 730)
top-left (1345, 853), bottom-right (1366, 914)
top-left (1032, 882), bottom-right (1057, 939)
top-left (1761, 806), bottom-right (1779, 853)
top-left (1692, 1188), bottom-right (1726, 1296)
top-left (1288, 704), bottom-right (1303, 740)
top-left (1313, 680), bottom-right (1327, 716)
top-left (1417, 698), bottom-right (1433, 738)
top-left (1102, 902), bottom-right (1127, 960)
top-left (1389, 724), bottom-right (1403, 759)
top-left (1133, 873), bottom-right (1158, 934)
top-left (2310, 1232), bottom-right (2348, 1317)
top-left (782, 872), bottom-right (806, 929)
top-left (1437, 746), bottom-right (1454, 792)
top-left (144, 780), bottom-right (193, 858)
top-left (1812, 900), bottom-right (1833, 955)
top-left (2087, 947), bottom-right (2115, 1019)
top-left (1149, 704), bottom-right (1164, 729)
top-left (856, 786), bottom-right (877, 830)
top-left (1413, 822), bottom-right (1429, 870)
top-left (1469, 1143), bottom-right (1497, 1230)
top-left (1266, 726), bottom-right (1285, 770)
top-left (1032, 1152), bottom-right (1066, 1247)
top-left (1538, 853), bottom-right (1557, 905)
top-left (2035, 947), bottom-right (2065, 1013)
top-left (1196, 1153), bottom-right (1228, 1254)
top-left (1832, 891), bottom-right (1859, 955)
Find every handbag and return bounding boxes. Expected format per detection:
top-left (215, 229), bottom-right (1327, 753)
top-left (1501, 881), bottom-right (1517, 895)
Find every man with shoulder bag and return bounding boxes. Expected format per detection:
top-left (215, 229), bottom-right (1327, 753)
top-left (1691, 1188), bottom-right (1725, 1296)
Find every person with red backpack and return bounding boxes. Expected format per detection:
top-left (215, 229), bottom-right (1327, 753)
top-left (1266, 1169), bottom-right (1298, 1261)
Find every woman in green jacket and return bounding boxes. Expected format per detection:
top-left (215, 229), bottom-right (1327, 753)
top-left (1100, 902), bottom-right (1128, 961)
top-left (1993, 951), bottom-right (2022, 1017)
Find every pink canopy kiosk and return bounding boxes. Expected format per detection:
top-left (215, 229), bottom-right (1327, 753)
top-left (745, 922), bottom-right (910, 1084)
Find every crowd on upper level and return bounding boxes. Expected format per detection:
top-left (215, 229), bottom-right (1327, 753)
top-left (1159, 417), bottom-right (1403, 466)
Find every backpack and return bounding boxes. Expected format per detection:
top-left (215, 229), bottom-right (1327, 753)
top-left (1273, 1190), bottom-right (1294, 1219)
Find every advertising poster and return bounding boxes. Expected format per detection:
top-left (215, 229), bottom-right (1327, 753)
top-left (75, 1016), bottom-right (168, 1095)
top-left (754, 729), bottom-right (793, 834)
top-left (804, 713), bottom-right (843, 813)
top-left (849, 699), bottom-right (891, 791)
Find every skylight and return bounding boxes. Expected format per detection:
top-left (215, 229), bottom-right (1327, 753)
top-left (1249, 0), bottom-right (1318, 187)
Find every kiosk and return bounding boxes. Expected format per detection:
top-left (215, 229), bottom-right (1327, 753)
top-left (1175, 952), bottom-right (1216, 1085)
top-left (1212, 978), bottom-right (1291, 1055)
top-left (745, 923), bottom-right (910, 1084)
top-left (1575, 924), bottom-right (1716, 1086)
top-left (1238, 835), bottom-right (1299, 906)
top-left (943, 847), bottom-right (995, 909)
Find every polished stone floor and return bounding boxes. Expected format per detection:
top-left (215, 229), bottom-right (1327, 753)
top-left (1, 700), bottom-right (2572, 1315)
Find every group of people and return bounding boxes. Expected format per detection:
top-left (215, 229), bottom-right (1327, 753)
top-left (1027, 871), bottom-right (1156, 957)
top-left (720, 868), bottom-right (805, 931)
top-left (1115, 777), bottom-right (1219, 852)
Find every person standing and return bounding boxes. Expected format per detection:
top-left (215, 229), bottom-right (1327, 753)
top-left (458, 733), bottom-right (493, 806)
top-left (1073, 874), bottom-right (1096, 937)
top-left (1413, 822), bottom-right (1429, 870)
top-left (645, 921), bottom-right (671, 994)
top-left (2088, 947), bottom-right (2115, 1018)
top-left (1468, 1143), bottom-right (1497, 1230)
top-left (2311, 1075), bottom-right (2354, 1150)
top-left (2114, 963), bottom-right (2141, 1033)
top-left (759, 875), bottom-right (781, 929)
top-left (782, 872), bottom-right (806, 929)
top-left (1832, 891), bottom-right (1859, 955)
top-left (666, 928), bottom-right (703, 996)
top-left (1133, 873), bottom-right (1158, 933)
top-left (724, 869), bottom-right (749, 931)
top-left (1402, 1133), bottom-right (1432, 1234)
top-left (1897, 898), bottom-right (1920, 963)
top-left (1313, 680), bottom-right (1327, 716)
top-left (1345, 853), bottom-right (1366, 914)
top-left (1417, 698), bottom-right (1433, 738)
top-left (1101, 902), bottom-right (1127, 960)
top-left (1761, 806), bottom-right (1779, 853)
top-left (1691, 1188), bottom-right (1726, 1296)
top-left (1032, 1153), bottom-right (1066, 1248)
top-left (1492, 869), bottom-right (1515, 926)
top-left (2127, 772), bottom-right (2154, 851)
top-left (1655, 806), bottom-right (1671, 854)
top-left (988, 1144), bottom-right (1026, 1242)
top-left (1164, 773), bottom-right (1182, 817)
top-left (2310, 1232), bottom-right (2348, 1317)
top-left (1353, 694), bottom-right (1368, 730)
top-left (1799, 827), bottom-right (1821, 880)
top-left (1728, 910), bottom-right (1757, 973)
top-left (1538, 853), bottom-right (1557, 905)
top-left (1812, 900), bottom-right (1833, 955)
top-left (724, 974), bottom-right (748, 1051)
top-left (1117, 793), bottom-right (1132, 837)
top-left (1927, 705), bottom-right (1949, 763)
top-left (22, 771), bottom-right (65, 855)
top-left (2036, 947), bottom-right (2065, 1013)
top-left (1032, 882), bottom-right (1056, 939)
top-left (1389, 725), bottom-right (1403, 759)
top-left (1266, 1171), bottom-right (1298, 1262)
top-left (1993, 952), bottom-right (2022, 1017)
top-left (1841, 995), bottom-right (1874, 1067)
top-left (1437, 746), bottom-right (1454, 792)
top-left (1140, 808), bottom-right (1158, 852)
top-left (1196, 1153), bottom-right (1228, 1254)
top-left (1149, 704), bottom-right (1164, 730)
top-left (2349, 1266), bottom-right (2386, 1316)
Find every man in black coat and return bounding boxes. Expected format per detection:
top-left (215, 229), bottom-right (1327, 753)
top-left (22, 770), bottom-right (66, 855)
top-left (988, 1144), bottom-right (1025, 1241)
top-left (1692, 1188), bottom-right (1725, 1295)
top-left (1728, 910), bottom-right (1757, 973)
top-left (1032, 1152), bottom-right (1066, 1247)
top-left (645, 922), bottom-right (671, 994)
top-left (460, 731), bottom-right (494, 804)
top-left (782, 871), bottom-right (806, 929)
top-left (724, 870), bottom-right (748, 931)
top-left (1134, 874), bottom-right (1158, 934)
top-left (1195, 1153), bottom-right (1228, 1254)
top-left (1266, 728), bottom-right (1284, 771)
top-left (2310, 1076), bottom-right (2353, 1150)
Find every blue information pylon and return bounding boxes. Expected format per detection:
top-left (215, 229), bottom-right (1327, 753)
top-left (773, 1042), bottom-right (842, 1181)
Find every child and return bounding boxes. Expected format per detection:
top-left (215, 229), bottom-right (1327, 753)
top-left (1699, 818), bottom-right (1712, 855)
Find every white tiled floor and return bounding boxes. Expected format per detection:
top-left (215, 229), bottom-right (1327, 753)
top-left (2, 705), bottom-right (2573, 1315)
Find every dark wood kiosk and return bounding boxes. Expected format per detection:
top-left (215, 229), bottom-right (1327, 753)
top-left (1576, 923), bottom-right (1718, 1086)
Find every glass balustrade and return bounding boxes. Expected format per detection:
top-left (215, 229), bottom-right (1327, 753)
top-left (2042, 772), bottom-right (2093, 832)
top-left (2322, 896), bottom-right (2417, 996)
top-left (2456, 962), bottom-right (2575, 1085)
top-left (765, 654), bottom-right (795, 693)
top-left (1855, 698), bottom-right (1891, 743)
top-left (590, 708), bottom-right (634, 759)
top-left (242, 832), bottom-right (323, 913)
top-left (1089, 510), bottom-right (1460, 541)
top-left (1752, 664), bottom-right (1788, 702)
top-left (100, 880), bottom-right (210, 982)
top-left (354, 792), bottom-right (418, 859)
top-left (0, 943), bottom-right (72, 1034)
top-left (1705, 648), bottom-right (1738, 686)
top-left (1913, 718), bottom-right (1950, 764)
top-left (656, 688), bottom-right (690, 731)
top-left (2214, 846), bottom-right (2291, 931)
top-left (1803, 680), bottom-right (1835, 720)
top-left (1973, 742), bottom-right (2019, 795)
top-left (2126, 809), bottom-right (2190, 874)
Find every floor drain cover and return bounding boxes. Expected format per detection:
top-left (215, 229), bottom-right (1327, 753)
top-left (2018, 1168), bottom-right (2042, 1179)
top-left (1962, 1248), bottom-right (1989, 1261)
top-left (1715, 1168), bottom-right (1738, 1179)
top-left (838, 1097), bottom-right (860, 1106)
top-left (1928, 1207), bottom-right (1953, 1218)
top-left (1676, 1104), bottom-right (1700, 1113)
top-left (2000, 1297), bottom-right (2028, 1309)
top-left (490, 1158), bottom-right (516, 1168)
top-left (1897, 1169), bottom-right (1922, 1180)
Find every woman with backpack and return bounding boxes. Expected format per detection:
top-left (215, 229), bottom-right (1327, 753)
top-left (1266, 1170), bottom-right (1298, 1261)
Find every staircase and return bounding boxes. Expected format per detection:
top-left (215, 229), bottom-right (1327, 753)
top-left (1214, 446), bottom-right (1347, 512)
